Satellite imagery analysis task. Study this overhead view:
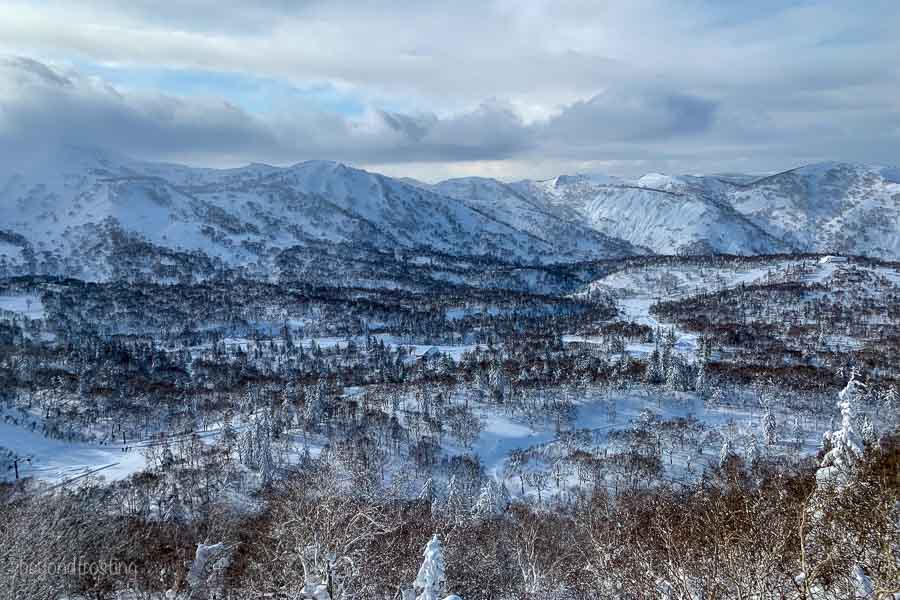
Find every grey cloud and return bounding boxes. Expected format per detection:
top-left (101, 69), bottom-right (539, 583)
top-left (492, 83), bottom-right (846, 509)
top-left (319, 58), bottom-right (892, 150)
top-left (3, 0), bottom-right (898, 146)
top-left (1, 56), bottom-right (898, 179)
top-left (3, 56), bottom-right (72, 87)
top-left (415, 102), bottom-right (534, 160)
top-left (0, 59), bottom-right (540, 164)
top-left (0, 58), bottom-right (276, 159)
top-left (378, 111), bottom-right (435, 143)
top-left (542, 88), bottom-right (718, 143)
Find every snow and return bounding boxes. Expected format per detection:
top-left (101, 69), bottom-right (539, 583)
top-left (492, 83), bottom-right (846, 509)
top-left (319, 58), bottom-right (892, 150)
top-left (186, 542), bottom-right (232, 594)
top-left (445, 306), bottom-right (501, 321)
top-left (634, 172), bottom-right (680, 190)
top-left (4, 148), bottom-right (900, 282)
top-left (426, 378), bottom-right (835, 500)
top-left (0, 240), bottom-right (23, 262)
top-left (0, 412), bottom-right (146, 484)
top-left (429, 176), bottom-right (638, 261)
top-left (1, 147), bottom-right (615, 280)
top-left (0, 294), bottom-right (44, 319)
top-left (571, 262), bottom-right (789, 359)
top-left (512, 160), bottom-right (900, 259)
top-left (415, 534), bottom-right (448, 600)
top-left (816, 376), bottom-right (865, 488)
top-left (216, 334), bottom-right (476, 363)
top-left (466, 412), bottom-right (556, 479)
top-left (729, 162), bottom-right (900, 259)
top-left (401, 343), bottom-right (475, 362)
top-left (515, 175), bottom-right (788, 256)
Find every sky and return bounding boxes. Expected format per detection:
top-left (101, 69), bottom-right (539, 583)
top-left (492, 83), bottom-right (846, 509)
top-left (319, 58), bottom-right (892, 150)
top-left (0, 0), bottom-right (898, 181)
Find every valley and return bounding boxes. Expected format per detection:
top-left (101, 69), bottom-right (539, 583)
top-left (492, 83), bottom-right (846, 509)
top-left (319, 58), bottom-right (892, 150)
top-left (1, 150), bottom-right (898, 599)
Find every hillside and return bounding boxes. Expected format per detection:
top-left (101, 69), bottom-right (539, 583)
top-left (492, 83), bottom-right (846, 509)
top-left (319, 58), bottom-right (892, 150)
top-left (2, 149), bottom-right (899, 288)
top-left (511, 175), bottom-right (790, 255)
top-left (0, 147), bottom-right (639, 282)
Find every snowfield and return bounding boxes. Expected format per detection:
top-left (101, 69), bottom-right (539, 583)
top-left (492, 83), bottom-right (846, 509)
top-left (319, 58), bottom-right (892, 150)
top-left (0, 294), bottom-right (45, 319)
top-left (1, 411), bottom-right (146, 484)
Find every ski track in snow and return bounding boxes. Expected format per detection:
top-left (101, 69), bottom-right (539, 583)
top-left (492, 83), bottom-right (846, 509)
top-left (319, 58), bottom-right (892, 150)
top-left (0, 416), bottom-right (146, 484)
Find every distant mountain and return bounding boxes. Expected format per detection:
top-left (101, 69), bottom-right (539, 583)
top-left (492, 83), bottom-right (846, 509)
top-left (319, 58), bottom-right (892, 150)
top-left (724, 162), bottom-right (900, 258)
top-left (478, 162), bottom-right (898, 258)
top-left (0, 147), bottom-right (638, 282)
top-left (425, 177), bottom-right (640, 260)
top-left (509, 175), bottom-right (790, 256)
top-left (1, 147), bottom-right (898, 285)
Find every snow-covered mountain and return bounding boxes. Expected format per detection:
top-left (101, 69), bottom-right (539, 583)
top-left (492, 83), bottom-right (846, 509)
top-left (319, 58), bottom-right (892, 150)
top-left (426, 177), bottom-right (639, 260)
top-left (510, 175), bottom-right (789, 255)
top-left (1, 147), bottom-right (898, 284)
top-left (724, 162), bottom-right (900, 258)
top-left (438, 162), bottom-right (899, 258)
top-left (0, 147), bottom-right (638, 281)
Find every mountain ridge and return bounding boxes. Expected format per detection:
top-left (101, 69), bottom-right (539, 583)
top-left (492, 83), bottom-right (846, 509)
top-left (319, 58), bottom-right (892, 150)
top-left (1, 147), bottom-right (897, 285)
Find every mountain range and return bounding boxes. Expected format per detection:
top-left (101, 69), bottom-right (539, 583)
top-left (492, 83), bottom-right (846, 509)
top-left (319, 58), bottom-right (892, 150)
top-left (1, 147), bottom-right (898, 284)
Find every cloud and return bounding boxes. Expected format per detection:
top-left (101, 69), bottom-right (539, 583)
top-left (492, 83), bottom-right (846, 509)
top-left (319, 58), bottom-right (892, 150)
top-left (0, 57), bottom-right (276, 161)
top-left (0, 57), bottom-right (732, 168)
top-left (541, 87), bottom-right (718, 143)
top-left (0, 0), bottom-right (898, 179)
top-left (0, 57), bottom-right (532, 165)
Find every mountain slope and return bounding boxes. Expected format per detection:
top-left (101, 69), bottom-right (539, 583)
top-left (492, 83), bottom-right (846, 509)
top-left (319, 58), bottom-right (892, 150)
top-left (724, 162), bottom-right (900, 258)
top-left (0, 147), bottom-right (640, 281)
top-left (426, 177), bottom-right (641, 260)
top-left (617, 162), bottom-right (900, 258)
top-left (509, 175), bottom-right (791, 255)
top-left (2, 148), bottom-right (899, 284)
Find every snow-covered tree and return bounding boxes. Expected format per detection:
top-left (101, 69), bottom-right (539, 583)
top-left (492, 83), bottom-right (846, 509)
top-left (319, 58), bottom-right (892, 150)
top-left (762, 408), bottom-right (778, 447)
top-left (471, 479), bottom-right (509, 519)
top-left (644, 346), bottom-right (662, 384)
top-left (186, 542), bottom-right (233, 599)
top-left (880, 386), bottom-right (898, 419)
top-left (488, 361), bottom-right (506, 403)
top-left (664, 361), bottom-right (680, 392)
top-left (221, 409), bottom-right (238, 443)
top-left (445, 475), bottom-right (467, 524)
top-left (791, 416), bottom-right (804, 450)
top-left (857, 414), bottom-right (877, 446)
top-left (304, 381), bottom-right (326, 428)
top-left (746, 435), bottom-right (761, 467)
top-left (414, 535), bottom-right (447, 600)
top-left (162, 483), bottom-right (186, 524)
top-left (851, 564), bottom-right (875, 599)
top-left (419, 477), bottom-right (435, 504)
top-left (694, 364), bottom-right (708, 398)
top-left (719, 437), bottom-right (734, 469)
top-left (817, 374), bottom-right (865, 489)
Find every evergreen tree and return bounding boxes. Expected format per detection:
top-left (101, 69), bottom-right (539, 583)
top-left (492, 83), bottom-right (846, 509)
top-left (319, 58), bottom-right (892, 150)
top-left (747, 435), bottom-right (761, 468)
top-left (719, 437), bottom-right (734, 469)
top-left (419, 477), bottom-right (435, 504)
top-left (817, 373), bottom-right (865, 489)
top-left (858, 414), bottom-right (877, 446)
top-left (471, 479), bottom-right (507, 519)
top-left (694, 363), bottom-right (708, 398)
top-left (414, 535), bottom-right (446, 600)
top-left (763, 408), bottom-right (778, 447)
top-left (445, 475), bottom-right (466, 524)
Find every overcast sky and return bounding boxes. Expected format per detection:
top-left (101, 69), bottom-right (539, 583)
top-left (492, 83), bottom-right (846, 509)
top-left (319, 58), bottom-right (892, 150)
top-left (1, 0), bottom-right (898, 181)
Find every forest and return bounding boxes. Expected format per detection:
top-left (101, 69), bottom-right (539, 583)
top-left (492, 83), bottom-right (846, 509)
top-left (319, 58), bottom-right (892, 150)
top-left (1, 254), bottom-right (898, 599)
